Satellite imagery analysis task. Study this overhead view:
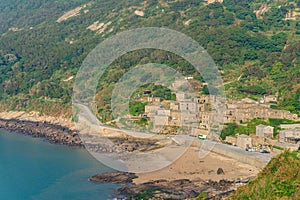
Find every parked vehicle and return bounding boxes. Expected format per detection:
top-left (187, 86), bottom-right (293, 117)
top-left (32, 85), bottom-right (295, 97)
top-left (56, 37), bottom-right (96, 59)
top-left (260, 149), bottom-right (270, 154)
top-left (198, 134), bottom-right (207, 140)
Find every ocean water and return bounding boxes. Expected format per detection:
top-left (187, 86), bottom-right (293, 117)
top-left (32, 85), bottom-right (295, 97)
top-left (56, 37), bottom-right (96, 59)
top-left (0, 129), bottom-right (119, 200)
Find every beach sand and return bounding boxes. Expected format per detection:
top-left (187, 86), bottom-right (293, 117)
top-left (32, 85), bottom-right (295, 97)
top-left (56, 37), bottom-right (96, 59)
top-left (134, 146), bottom-right (260, 184)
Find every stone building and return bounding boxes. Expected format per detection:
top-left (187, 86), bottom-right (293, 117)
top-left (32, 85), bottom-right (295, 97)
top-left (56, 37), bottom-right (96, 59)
top-left (280, 124), bottom-right (300, 130)
top-left (176, 92), bottom-right (189, 102)
top-left (224, 136), bottom-right (237, 145)
top-left (153, 115), bottom-right (170, 131)
top-left (180, 111), bottom-right (199, 127)
top-left (179, 102), bottom-right (198, 113)
top-left (200, 112), bottom-right (211, 129)
top-left (144, 105), bottom-right (162, 118)
top-left (170, 102), bottom-right (180, 111)
top-left (157, 109), bottom-right (171, 116)
top-left (279, 129), bottom-right (300, 144)
top-left (147, 96), bottom-right (161, 103)
top-left (225, 98), bottom-right (298, 124)
top-left (264, 95), bottom-right (278, 103)
top-left (256, 125), bottom-right (274, 138)
top-left (237, 134), bottom-right (252, 149)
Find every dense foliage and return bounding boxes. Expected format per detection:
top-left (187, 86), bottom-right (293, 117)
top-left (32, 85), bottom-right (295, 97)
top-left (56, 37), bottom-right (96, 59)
top-left (0, 0), bottom-right (299, 118)
top-left (229, 151), bottom-right (300, 200)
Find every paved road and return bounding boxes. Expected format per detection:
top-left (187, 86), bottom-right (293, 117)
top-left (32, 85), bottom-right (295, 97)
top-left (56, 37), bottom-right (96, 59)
top-left (73, 103), bottom-right (273, 168)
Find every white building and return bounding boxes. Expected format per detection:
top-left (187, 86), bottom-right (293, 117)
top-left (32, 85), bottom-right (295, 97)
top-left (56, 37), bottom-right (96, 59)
top-left (256, 125), bottom-right (274, 138)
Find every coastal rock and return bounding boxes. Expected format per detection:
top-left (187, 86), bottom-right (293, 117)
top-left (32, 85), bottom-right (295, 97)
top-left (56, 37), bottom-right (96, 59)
top-left (0, 118), bottom-right (82, 146)
top-left (115, 178), bottom-right (206, 199)
top-left (89, 172), bottom-right (138, 184)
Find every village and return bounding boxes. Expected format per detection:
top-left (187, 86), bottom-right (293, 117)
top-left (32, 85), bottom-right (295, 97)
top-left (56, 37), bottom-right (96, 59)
top-left (125, 78), bottom-right (300, 154)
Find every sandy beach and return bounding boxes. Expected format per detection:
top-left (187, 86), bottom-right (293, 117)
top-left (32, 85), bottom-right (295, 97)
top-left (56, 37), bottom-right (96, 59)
top-left (134, 146), bottom-right (260, 184)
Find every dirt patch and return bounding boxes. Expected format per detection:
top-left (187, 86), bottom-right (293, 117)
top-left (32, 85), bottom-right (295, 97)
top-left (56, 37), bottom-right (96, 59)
top-left (57, 2), bottom-right (93, 23)
top-left (87, 21), bottom-right (105, 31)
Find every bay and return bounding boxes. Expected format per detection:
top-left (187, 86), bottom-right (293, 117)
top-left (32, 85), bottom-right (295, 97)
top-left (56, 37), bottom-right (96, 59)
top-left (0, 129), bottom-right (119, 200)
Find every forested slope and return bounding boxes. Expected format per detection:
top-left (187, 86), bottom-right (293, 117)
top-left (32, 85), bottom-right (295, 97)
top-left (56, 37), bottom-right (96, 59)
top-left (0, 0), bottom-right (299, 118)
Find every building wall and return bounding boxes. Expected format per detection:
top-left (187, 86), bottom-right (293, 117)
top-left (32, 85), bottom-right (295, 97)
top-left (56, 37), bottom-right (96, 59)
top-left (237, 135), bottom-right (252, 149)
top-left (256, 125), bottom-right (274, 138)
top-left (179, 102), bottom-right (198, 113)
top-left (279, 129), bottom-right (300, 144)
top-left (154, 115), bottom-right (170, 127)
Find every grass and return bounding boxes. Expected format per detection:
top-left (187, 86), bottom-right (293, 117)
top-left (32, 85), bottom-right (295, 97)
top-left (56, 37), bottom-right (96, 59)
top-left (228, 151), bottom-right (300, 200)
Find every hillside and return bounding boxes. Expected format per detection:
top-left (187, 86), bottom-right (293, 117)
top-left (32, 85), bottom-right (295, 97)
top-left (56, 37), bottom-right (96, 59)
top-left (229, 151), bottom-right (300, 200)
top-left (0, 0), bottom-right (299, 119)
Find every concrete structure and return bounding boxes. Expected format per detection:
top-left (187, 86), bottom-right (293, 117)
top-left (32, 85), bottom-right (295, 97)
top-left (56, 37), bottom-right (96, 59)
top-left (191, 128), bottom-right (208, 136)
top-left (256, 125), bottom-right (274, 138)
top-left (180, 111), bottom-right (199, 127)
top-left (170, 102), bottom-right (180, 111)
top-left (179, 102), bottom-right (198, 113)
top-left (264, 95), bottom-right (277, 103)
top-left (147, 96), bottom-right (161, 103)
top-left (224, 136), bottom-right (237, 145)
top-left (280, 124), bottom-right (300, 130)
top-left (279, 129), bottom-right (300, 144)
top-left (157, 109), bottom-right (171, 116)
top-left (176, 92), bottom-right (192, 102)
top-left (237, 134), bottom-right (252, 149)
top-left (224, 98), bottom-right (298, 124)
top-left (145, 105), bottom-right (162, 118)
top-left (153, 115), bottom-right (170, 131)
top-left (200, 112), bottom-right (211, 129)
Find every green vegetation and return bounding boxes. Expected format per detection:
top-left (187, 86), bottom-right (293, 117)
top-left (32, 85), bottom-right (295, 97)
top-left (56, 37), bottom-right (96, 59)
top-left (0, 0), bottom-right (299, 119)
top-left (273, 145), bottom-right (284, 150)
top-left (229, 151), bottom-right (300, 200)
top-left (196, 192), bottom-right (208, 200)
top-left (129, 101), bottom-right (146, 116)
top-left (134, 188), bottom-right (169, 199)
top-left (221, 118), bottom-right (300, 139)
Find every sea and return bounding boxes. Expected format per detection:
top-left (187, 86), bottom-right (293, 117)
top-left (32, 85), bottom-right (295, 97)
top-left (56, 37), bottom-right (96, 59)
top-left (0, 129), bottom-right (120, 200)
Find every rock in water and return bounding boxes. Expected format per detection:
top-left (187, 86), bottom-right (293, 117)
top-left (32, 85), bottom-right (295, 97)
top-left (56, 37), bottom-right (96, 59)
top-left (89, 172), bottom-right (138, 184)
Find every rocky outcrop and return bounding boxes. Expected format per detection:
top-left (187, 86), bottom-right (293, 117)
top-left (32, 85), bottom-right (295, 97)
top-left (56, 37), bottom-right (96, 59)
top-left (89, 171), bottom-right (250, 199)
top-left (116, 179), bottom-right (207, 199)
top-left (85, 136), bottom-right (162, 154)
top-left (0, 118), bottom-right (82, 146)
top-left (89, 172), bottom-right (138, 184)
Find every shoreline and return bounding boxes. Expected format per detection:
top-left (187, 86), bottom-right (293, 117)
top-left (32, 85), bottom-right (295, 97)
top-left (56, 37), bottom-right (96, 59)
top-left (0, 111), bottom-right (261, 199)
top-left (0, 118), bottom-right (82, 147)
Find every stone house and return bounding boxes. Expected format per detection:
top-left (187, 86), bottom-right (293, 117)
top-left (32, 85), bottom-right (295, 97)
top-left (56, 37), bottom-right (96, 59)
top-left (144, 105), bottom-right (162, 118)
top-left (280, 124), bottom-right (300, 129)
top-left (170, 102), bottom-right (180, 111)
top-left (225, 101), bottom-right (298, 124)
top-left (147, 96), bottom-right (161, 103)
top-left (200, 112), bottom-right (211, 129)
top-left (180, 111), bottom-right (199, 127)
top-left (256, 125), bottom-right (274, 138)
top-left (157, 109), bottom-right (171, 116)
top-left (279, 129), bottom-right (300, 144)
top-left (170, 111), bottom-right (181, 126)
top-left (179, 102), bottom-right (198, 113)
top-left (237, 134), bottom-right (252, 149)
top-left (176, 92), bottom-right (189, 102)
top-left (264, 95), bottom-right (278, 103)
top-left (153, 115), bottom-right (170, 131)
top-left (191, 128), bottom-right (208, 136)
top-left (224, 136), bottom-right (237, 145)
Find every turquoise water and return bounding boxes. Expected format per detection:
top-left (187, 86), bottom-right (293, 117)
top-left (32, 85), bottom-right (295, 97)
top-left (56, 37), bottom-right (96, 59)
top-left (0, 129), bottom-right (119, 200)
